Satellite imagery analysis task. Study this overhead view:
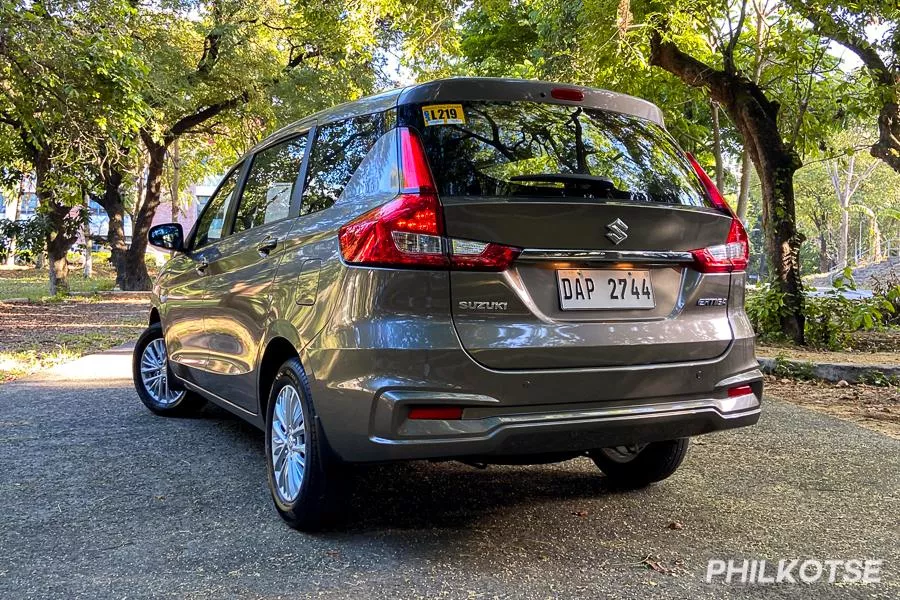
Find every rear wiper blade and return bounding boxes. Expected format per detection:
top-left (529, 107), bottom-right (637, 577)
top-left (509, 173), bottom-right (615, 188)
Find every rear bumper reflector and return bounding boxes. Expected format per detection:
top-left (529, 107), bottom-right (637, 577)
top-left (407, 406), bottom-right (465, 420)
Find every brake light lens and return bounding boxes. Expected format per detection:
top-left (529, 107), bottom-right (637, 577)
top-left (727, 385), bottom-right (753, 398)
top-left (338, 128), bottom-right (521, 271)
top-left (550, 87), bottom-right (585, 101)
top-left (685, 153), bottom-right (749, 273)
top-left (408, 406), bottom-right (464, 420)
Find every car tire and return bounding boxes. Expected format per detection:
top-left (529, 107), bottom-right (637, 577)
top-left (589, 438), bottom-right (690, 489)
top-left (265, 358), bottom-right (336, 531)
top-left (133, 323), bottom-right (206, 416)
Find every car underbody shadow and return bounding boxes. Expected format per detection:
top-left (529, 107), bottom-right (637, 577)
top-left (319, 459), bottom-right (628, 533)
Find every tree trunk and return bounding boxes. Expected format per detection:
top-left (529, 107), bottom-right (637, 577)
top-left (818, 232), bottom-right (830, 273)
top-left (122, 139), bottom-right (166, 290)
top-left (838, 205), bottom-right (850, 268)
top-left (755, 152), bottom-right (804, 342)
top-left (82, 190), bottom-right (93, 279)
top-left (737, 149), bottom-right (751, 222)
top-left (872, 100), bottom-right (900, 173)
top-left (711, 101), bottom-right (725, 191)
top-left (97, 163), bottom-right (129, 288)
top-left (170, 139), bottom-right (181, 222)
top-left (35, 151), bottom-right (78, 296)
top-left (650, 29), bottom-right (805, 343)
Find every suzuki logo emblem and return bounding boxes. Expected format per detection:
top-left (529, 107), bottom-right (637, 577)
top-left (606, 218), bottom-right (629, 245)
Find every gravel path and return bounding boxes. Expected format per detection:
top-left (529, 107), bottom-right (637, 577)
top-left (0, 347), bottom-right (897, 599)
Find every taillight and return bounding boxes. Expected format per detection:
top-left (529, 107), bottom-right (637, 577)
top-left (685, 153), bottom-right (749, 273)
top-left (338, 128), bottom-right (521, 271)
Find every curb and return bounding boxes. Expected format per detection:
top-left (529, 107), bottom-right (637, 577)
top-left (758, 357), bottom-right (900, 384)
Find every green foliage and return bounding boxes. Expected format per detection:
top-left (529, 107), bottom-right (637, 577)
top-left (802, 269), bottom-right (896, 349)
top-left (0, 216), bottom-right (48, 264)
top-left (857, 370), bottom-right (900, 388)
top-left (746, 281), bottom-right (789, 342)
top-left (772, 354), bottom-right (817, 380)
top-left (870, 269), bottom-right (900, 327)
top-left (749, 268), bottom-right (898, 349)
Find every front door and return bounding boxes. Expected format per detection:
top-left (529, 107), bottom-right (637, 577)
top-left (198, 133), bottom-right (310, 411)
top-left (165, 163), bottom-right (243, 387)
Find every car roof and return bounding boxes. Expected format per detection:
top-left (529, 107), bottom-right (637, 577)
top-left (250, 77), bottom-right (665, 155)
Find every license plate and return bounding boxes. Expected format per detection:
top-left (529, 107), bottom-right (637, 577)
top-left (557, 269), bottom-right (655, 310)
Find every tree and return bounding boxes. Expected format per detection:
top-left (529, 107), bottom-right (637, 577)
top-left (103, 0), bottom-right (390, 289)
top-left (785, 1), bottom-right (900, 173)
top-left (633, 0), bottom-right (856, 343)
top-left (824, 151), bottom-right (879, 267)
top-left (795, 162), bottom-right (841, 273)
top-left (0, 0), bottom-right (147, 294)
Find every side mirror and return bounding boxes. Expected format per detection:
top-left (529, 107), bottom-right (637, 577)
top-left (148, 223), bottom-right (184, 252)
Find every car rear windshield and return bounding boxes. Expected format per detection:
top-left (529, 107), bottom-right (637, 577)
top-left (416, 101), bottom-right (712, 207)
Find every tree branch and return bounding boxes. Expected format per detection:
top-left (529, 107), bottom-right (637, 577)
top-left (168, 92), bottom-right (249, 140)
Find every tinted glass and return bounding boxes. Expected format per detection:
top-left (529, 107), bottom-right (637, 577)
top-left (193, 166), bottom-right (240, 249)
top-left (233, 135), bottom-right (307, 234)
top-left (417, 101), bottom-right (711, 206)
top-left (302, 113), bottom-right (385, 215)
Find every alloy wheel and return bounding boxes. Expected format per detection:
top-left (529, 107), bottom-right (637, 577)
top-left (139, 338), bottom-right (185, 407)
top-left (271, 384), bottom-right (307, 503)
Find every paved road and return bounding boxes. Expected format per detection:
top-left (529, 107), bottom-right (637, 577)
top-left (0, 347), bottom-right (897, 599)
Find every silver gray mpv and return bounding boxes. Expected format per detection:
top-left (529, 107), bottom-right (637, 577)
top-left (134, 78), bottom-right (763, 530)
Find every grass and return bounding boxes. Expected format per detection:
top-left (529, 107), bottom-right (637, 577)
top-left (0, 265), bottom-right (117, 301)
top-left (0, 331), bottom-right (134, 382)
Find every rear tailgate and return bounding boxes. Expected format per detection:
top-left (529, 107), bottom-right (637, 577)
top-left (414, 99), bottom-right (736, 370)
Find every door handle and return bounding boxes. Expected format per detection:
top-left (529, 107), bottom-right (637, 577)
top-left (257, 236), bottom-right (278, 257)
top-left (195, 259), bottom-right (209, 275)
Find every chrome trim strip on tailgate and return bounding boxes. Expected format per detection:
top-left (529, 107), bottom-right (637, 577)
top-left (518, 249), bottom-right (694, 263)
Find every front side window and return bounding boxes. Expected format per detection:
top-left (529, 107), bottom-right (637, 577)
top-left (302, 113), bottom-right (385, 215)
top-left (416, 101), bottom-right (711, 207)
top-left (233, 135), bottom-right (308, 235)
top-left (193, 166), bottom-right (240, 249)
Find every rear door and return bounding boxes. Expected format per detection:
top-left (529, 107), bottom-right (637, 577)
top-left (199, 133), bottom-right (309, 410)
top-left (413, 100), bottom-right (735, 369)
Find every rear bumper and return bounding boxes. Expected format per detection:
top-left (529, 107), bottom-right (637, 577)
top-left (304, 325), bottom-right (762, 462)
top-left (362, 387), bottom-right (761, 461)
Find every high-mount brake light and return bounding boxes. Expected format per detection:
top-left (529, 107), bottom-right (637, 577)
top-left (685, 153), bottom-right (749, 273)
top-left (550, 88), bottom-right (585, 102)
top-left (338, 127), bottom-right (521, 271)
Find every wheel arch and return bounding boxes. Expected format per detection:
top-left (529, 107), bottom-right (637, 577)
top-left (149, 307), bottom-right (161, 327)
top-left (257, 336), bottom-right (301, 419)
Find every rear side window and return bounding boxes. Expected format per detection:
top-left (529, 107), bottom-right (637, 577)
top-left (302, 113), bottom-right (386, 215)
top-left (233, 135), bottom-right (307, 234)
top-left (415, 101), bottom-right (711, 207)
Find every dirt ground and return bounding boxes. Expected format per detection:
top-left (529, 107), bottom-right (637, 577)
top-left (758, 329), bottom-right (900, 367)
top-left (757, 344), bottom-right (900, 366)
top-left (764, 375), bottom-right (900, 439)
top-left (0, 296), bottom-right (148, 381)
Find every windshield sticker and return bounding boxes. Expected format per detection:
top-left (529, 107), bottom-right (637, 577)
top-left (422, 104), bottom-right (466, 126)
